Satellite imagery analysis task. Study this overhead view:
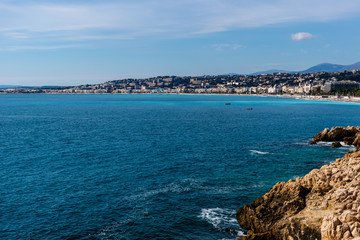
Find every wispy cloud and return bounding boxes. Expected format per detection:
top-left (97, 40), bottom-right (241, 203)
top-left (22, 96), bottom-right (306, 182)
top-left (0, 73), bottom-right (144, 86)
top-left (291, 32), bottom-right (315, 41)
top-left (211, 44), bottom-right (245, 51)
top-left (64, 35), bottom-right (135, 41)
top-left (1, 44), bottom-right (88, 51)
top-left (0, 0), bottom-right (360, 49)
top-left (3, 32), bottom-right (29, 39)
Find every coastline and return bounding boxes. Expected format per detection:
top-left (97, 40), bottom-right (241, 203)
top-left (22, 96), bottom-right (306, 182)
top-left (3, 92), bottom-right (360, 105)
top-left (270, 93), bottom-right (360, 104)
top-left (237, 126), bottom-right (360, 240)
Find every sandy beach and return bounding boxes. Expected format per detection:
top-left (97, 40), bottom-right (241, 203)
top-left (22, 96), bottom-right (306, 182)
top-left (270, 93), bottom-right (360, 104)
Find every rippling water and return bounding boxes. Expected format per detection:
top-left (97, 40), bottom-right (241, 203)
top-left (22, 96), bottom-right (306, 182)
top-left (1, 94), bottom-right (359, 239)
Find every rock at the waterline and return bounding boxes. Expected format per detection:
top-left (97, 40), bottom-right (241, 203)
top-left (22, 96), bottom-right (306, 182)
top-left (239, 233), bottom-right (272, 240)
top-left (353, 133), bottom-right (360, 150)
top-left (238, 127), bottom-right (360, 240)
top-left (332, 142), bottom-right (342, 148)
top-left (344, 136), bottom-right (356, 146)
top-left (326, 126), bottom-right (359, 141)
top-left (310, 126), bottom-right (360, 148)
top-left (314, 127), bottom-right (330, 141)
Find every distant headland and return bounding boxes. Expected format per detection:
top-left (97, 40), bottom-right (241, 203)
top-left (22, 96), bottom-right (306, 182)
top-left (251, 61), bottom-right (360, 75)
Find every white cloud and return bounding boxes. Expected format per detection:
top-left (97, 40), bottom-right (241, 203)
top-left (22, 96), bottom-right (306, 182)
top-left (291, 32), bottom-right (315, 41)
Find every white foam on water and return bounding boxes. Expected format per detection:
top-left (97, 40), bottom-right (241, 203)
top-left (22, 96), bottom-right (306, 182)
top-left (250, 150), bottom-right (269, 155)
top-left (250, 184), bottom-right (265, 188)
top-left (295, 140), bottom-right (314, 146)
top-left (316, 141), bottom-right (356, 151)
top-left (205, 184), bottom-right (265, 194)
top-left (316, 141), bottom-right (333, 146)
top-left (339, 142), bottom-right (356, 151)
top-left (199, 208), bottom-right (245, 237)
top-left (128, 178), bottom-right (262, 199)
top-left (126, 178), bottom-right (205, 201)
top-left (145, 178), bottom-right (202, 195)
top-left (95, 220), bottom-right (129, 240)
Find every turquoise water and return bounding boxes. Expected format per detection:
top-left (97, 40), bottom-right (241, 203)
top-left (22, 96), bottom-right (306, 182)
top-left (0, 94), bottom-right (359, 240)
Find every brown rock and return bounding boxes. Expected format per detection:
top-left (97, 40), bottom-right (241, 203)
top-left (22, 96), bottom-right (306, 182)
top-left (353, 132), bottom-right (360, 149)
top-left (344, 136), bottom-right (356, 145)
top-left (314, 128), bottom-right (330, 142)
top-left (327, 126), bottom-right (359, 141)
top-left (237, 182), bottom-right (311, 238)
top-left (310, 126), bottom-right (360, 146)
top-left (332, 142), bottom-right (342, 148)
top-left (238, 127), bottom-right (360, 240)
top-left (239, 233), bottom-right (271, 240)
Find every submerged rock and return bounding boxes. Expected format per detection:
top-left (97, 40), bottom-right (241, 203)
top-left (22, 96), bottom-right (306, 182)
top-left (237, 127), bottom-right (360, 240)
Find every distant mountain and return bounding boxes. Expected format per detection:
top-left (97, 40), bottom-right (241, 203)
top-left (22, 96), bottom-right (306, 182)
top-left (0, 85), bottom-right (33, 89)
top-left (0, 85), bottom-right (65, 89)
top-left (340, 62), bottom-right (360, 71)
top-left (251, 61), bottom-right (360, 75)
top-left (40, 86), bottom-right (67, 89)
top-left (251, 69), bottom-right (290, 75)
top-left (301, 63), bottom-right (345, 73)
top-left (223, 73), bottom-right (242, 76)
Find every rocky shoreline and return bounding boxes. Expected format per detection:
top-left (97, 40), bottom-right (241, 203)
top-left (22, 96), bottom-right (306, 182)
top-left (237, 126), bottom-right (360, 240)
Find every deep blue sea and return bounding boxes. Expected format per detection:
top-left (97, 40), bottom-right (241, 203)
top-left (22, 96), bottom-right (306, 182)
top-left (1, 94), bottom-right (360, 240)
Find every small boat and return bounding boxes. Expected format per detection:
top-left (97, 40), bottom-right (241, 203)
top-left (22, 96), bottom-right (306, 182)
top-left (246, 107), bottom-right (253, 110)
top-left (225, 103), bottom-right (231, 105)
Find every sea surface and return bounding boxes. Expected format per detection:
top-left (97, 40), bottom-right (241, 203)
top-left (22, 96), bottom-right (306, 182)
top-left (1, 94), bottom-right (360, 240)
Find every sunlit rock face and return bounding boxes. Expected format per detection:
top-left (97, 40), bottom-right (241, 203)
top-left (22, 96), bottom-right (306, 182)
top-left (237, 127), bottom-right (360, 240)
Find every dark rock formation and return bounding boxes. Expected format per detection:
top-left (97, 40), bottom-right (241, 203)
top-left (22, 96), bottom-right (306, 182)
top-left (237, 127), bottom-right (360, 240)
top-left (310, 126), bottom-right (360, 149)
top-left (332, 142), bottom-right (342, 148)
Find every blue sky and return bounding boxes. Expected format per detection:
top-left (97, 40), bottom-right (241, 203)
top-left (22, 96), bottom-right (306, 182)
top-left (1, 0), bottom-right (360, 86)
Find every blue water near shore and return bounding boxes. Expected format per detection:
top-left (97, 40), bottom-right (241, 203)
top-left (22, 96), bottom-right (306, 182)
top-left (1, 94), bottom-right (360, 240)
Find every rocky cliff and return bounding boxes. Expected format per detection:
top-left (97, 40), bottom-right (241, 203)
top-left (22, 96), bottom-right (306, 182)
top-left (237, 126), bottom-right (360, 240)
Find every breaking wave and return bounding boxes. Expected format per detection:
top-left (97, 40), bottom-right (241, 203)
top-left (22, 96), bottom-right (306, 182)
top-left (199, 208), bottom-right (245, 237)
top-left (250, 150), bottom-right (270, 155)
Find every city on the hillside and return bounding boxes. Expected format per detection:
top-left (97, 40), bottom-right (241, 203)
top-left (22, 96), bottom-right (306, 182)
top-left (2, 70), bottom-right (360, 98)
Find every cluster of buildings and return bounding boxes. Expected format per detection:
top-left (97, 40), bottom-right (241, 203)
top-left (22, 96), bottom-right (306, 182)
top-left (2, 70), bottom-right (360, 95)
